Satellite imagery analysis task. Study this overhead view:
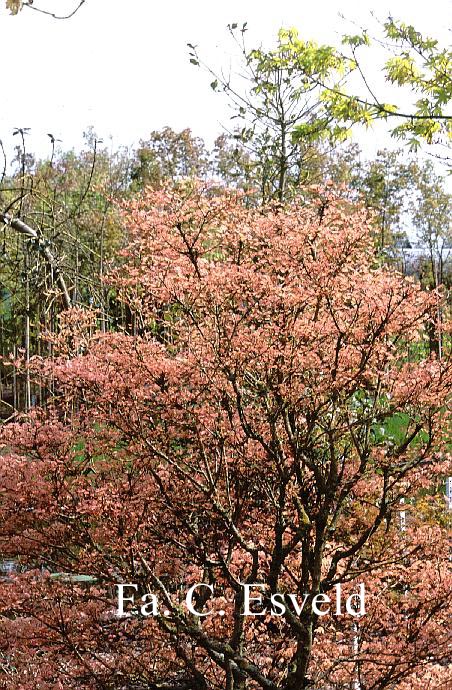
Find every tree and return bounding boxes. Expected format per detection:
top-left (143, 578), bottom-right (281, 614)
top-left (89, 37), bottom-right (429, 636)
top-left (190, 27), bottom-right (354, 202)
top-left (197, 19), bottom-right (452, 196)
top-left (130, 127), bottom-right (209, 191)
top-left (0, 186), bottom-right (450, 690)
top-left (349, 149), bottom-right (416, 251)
top-left (408, 160), bottom-right (451, 356)
top-left (410, 160), bottom-right (451, 289)
top-left (212, 133), bottom-right (257, 193)
top-left (0, 131), bottom-right (131, 417)
top-left (325, 18), bottom-right (452, 156)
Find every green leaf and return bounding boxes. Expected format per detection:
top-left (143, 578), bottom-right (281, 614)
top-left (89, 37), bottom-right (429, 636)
top-left (342, 32), bottom-right (370, 48)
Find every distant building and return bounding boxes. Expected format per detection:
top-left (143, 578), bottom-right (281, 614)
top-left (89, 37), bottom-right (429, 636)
top-left (390, 243), bottom-right (452, 280)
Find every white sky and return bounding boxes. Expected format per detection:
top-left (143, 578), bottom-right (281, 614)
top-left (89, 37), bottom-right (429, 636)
top-left (0, 0), bottom-right (451, 163)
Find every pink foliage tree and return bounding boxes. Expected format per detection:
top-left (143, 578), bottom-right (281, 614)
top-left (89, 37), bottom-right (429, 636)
top-left (0, 186), bottom-right (450, 689)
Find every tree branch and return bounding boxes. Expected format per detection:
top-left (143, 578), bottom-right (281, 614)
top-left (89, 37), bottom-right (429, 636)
top-left (0, 211), bottom-right (72, 309)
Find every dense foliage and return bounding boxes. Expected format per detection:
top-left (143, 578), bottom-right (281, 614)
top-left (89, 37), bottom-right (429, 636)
top-left (0, 188), bottom-right (450, 689)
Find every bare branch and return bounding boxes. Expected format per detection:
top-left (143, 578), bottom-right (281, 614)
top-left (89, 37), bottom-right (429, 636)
top-left (23, 0), bottom-right (86, 20)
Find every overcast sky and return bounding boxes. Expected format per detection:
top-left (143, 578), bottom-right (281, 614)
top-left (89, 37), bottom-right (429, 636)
top-left (0, 0), bottom-right (450, 163)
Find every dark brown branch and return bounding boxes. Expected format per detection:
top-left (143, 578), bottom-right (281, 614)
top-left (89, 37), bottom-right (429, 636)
top-left (23, 0), bottom-right (86, 20)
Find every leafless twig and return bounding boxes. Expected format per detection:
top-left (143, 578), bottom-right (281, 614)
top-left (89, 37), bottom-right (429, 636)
top-left (23, 0), bottom-right (85, 20)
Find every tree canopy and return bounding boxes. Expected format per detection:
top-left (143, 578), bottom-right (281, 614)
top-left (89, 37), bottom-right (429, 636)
top-left (0, 186), bottom-right (450, 689)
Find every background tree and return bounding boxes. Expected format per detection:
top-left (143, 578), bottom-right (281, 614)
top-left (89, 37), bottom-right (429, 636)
top-left (212, 133), bottom-right (257, 192)
top-left (349, 149), bottom-right (415, 252)
top-left (410, 160), bottom-right (451, 290)
top-left (0, 130), bottom-right (131, 418)
top-left (190, 26), bottom-right (355, 202)
top-left (130, 127), bottom-right (209, 191)
top-left (196, 18), bottom-right (452, 202)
